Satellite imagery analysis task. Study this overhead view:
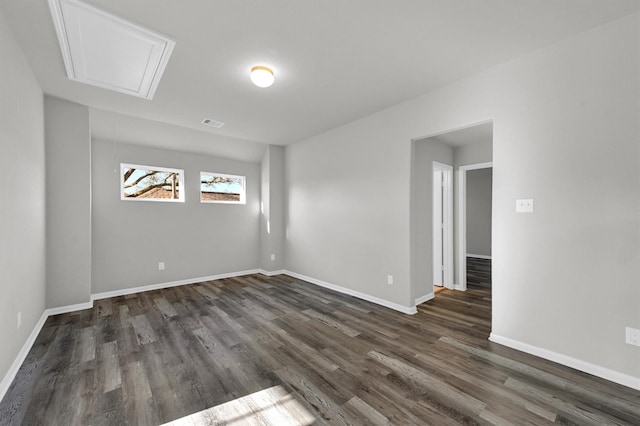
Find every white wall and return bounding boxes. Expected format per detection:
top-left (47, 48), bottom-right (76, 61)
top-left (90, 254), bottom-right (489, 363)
top-left (45, 96), bottom-right (92, 308)
top-left (260, 146), bottom-right (286, 272)
top-left (286, 12), bottom-right (640, 383)
top-left (465, 168), bottom-right (492, 257)
top-left (454, 139), bottom-right (493, 169)
top-left (91, 140), bottom-right (261, 294)
top-left (410, 140), bottom-right (453, 302)
top-left (488, 13), bottom-right (640, 384)
top-left (286, 122), bottom-right (413, 308)
top-left (0, 9), bottom-right (46, 393)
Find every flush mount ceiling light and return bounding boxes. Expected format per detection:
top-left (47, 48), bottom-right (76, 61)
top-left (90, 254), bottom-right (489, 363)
top-left (250, 66), bottom-right (275, 88)
top-left (48, 0), bottom-right (175, 100)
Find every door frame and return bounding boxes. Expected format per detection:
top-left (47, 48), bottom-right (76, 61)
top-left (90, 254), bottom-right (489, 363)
top-left (457, 161), bottom-right (493, 291)
top-left (432, 161), bottom-right (454, 290)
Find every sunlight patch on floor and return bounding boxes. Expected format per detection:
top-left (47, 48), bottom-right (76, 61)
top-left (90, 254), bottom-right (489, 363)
top-left (161, 385), bottom-right (316, 425)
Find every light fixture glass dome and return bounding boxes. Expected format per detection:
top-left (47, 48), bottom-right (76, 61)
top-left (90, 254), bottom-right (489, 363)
top-left (250, 66), bottom-right (275, 88)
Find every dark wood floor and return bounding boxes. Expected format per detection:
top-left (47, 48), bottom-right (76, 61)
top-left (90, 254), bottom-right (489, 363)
top-left (467, 257), bottom-right (491, 290)
top-left (1, 274), bottom-right (639, 425)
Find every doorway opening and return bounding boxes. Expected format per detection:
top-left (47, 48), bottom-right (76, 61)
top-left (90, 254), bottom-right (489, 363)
top-left (457, 162), bottom-right (493, 291)
top-left (409, 120), bottom-right (493, 306)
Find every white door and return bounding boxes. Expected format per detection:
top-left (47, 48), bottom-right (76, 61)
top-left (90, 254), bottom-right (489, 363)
top-left (433, 162), bottom-right (453, 289)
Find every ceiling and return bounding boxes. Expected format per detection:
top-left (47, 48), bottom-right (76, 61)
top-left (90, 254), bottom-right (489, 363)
top-left (2, 0), bottom-right (639, 161)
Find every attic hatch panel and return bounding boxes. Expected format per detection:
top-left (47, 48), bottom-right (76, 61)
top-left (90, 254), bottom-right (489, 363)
top-left (49, 0), bottom-right (175, 99)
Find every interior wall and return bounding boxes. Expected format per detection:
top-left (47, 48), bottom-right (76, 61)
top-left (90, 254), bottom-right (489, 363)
top-left (0, 8), bottom-right (46, 392)
top-left (44, 96), bottom-right (91, 308)
top-left (260, 145), bottom-right (286, 272)
top-left (285, 122), bottom-right (413, 308)
top-left (410, 140), bottom-right (454, 302)
top-left (487, 12), bottom-right (639, 383)
top-left (260, 148), bottom-right (271, 270)
top-left (91, 140), bottom-right (261, 294)
top-left (286, 12), bottom-right (640, 381)
top-left (466, 168), bottom-right (492, 257)
top-left (453, 139), bottom-right (493, 168)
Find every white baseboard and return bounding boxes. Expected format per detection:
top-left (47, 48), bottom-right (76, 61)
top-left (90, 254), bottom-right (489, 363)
top-left (45, 301), bottom-right (94, 316)
top-left (258, 269), bottom-right (286, 277)
top-left (283, 270), bottom-right (417, 315)
top-left (415, 293), bottom-right (434, 305)
top-left (91, 269), bottom-right (260, 301)
top-left (453, 283), bottom-right (466, 291)
top-left (489, 333), bottom-right (640, 391)
top-left (0, 311), bottom-right (49, 402)
top-left (466, 254), bottom-right (492, 260)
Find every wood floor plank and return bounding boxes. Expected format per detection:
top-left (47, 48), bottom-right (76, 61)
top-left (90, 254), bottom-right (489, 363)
top-left (368, 350), bottom-right (488, 416)
top-left (153, 297), bottom-right (178, 319)
top-left (1, 272), bottom-right (639, 425)
top-left (99, 340), bottom-right (122, 394)
top-left (439, 336), bottom-right (640, 421)
top-left (503, 377), bottom-right (619, 426)
top-left (414, 351), bottom-right (558, 423)
top-left (467, 257), bottom-right (492, 289)
top-left (301, 309), bottom-right (361, 337)
top-left (95, 299), bottom-right (113, 317)
top-left (129, 314), bottom-right (158, 345)
top-left (343, 395), bottom-right (390, 425)
top-left (77, 326), bottom-right (97, 363)
top-left (121, 360), bottom-right (158, 425)
top-left (274, 365), bottom-right (352, 425)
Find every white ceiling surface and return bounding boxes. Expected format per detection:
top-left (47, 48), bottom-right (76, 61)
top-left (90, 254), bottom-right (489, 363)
top-left (2, 1), bottom-right (640, 160)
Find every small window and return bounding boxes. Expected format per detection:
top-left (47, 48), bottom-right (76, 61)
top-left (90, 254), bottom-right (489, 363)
top-left (121, 163), bottom-right (185, 202)
top-left (200, 172), bottom-right (246, 204)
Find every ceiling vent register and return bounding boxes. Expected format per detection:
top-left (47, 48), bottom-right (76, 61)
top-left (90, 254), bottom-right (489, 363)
top-left (201, 118), bottom-right (225, 129)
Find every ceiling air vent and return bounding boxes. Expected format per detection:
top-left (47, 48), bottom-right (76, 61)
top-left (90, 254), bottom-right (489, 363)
top-left (201, 118), bottom-right (224, 128)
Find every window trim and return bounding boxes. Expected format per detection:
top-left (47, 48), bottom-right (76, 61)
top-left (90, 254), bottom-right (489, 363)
top-left (200, 171), bottom-right (246, 204)
top-left (120, 163), bottom-right (185, 203)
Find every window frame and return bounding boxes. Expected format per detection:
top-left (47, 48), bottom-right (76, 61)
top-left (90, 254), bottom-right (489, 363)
top-left (120, 163), bottom-right (185, 203)
top-left (200, 171), bottom-right (246, 205)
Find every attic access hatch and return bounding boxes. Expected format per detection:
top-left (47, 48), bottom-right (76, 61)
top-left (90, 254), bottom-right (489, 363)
top-left (48, 0), bottom-right (175, 100)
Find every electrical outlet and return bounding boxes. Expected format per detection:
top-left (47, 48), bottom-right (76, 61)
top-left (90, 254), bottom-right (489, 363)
top-left (17, 312), bottom-right (22, 330)
top-left (387, 275), bottom-right (394, 285)
top-left (271, 254), bottom-right (276, 261)
top-left (625, 327), bottom-right (640, 347)
top-left (158, 262), bottom-right (165, 271)
top-left (516, 199), bottom-right (534, 213)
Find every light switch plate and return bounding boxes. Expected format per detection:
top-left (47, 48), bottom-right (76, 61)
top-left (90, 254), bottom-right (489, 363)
top-left (516, 199), bottom-right (534, 213)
